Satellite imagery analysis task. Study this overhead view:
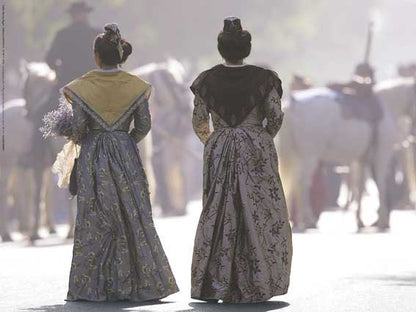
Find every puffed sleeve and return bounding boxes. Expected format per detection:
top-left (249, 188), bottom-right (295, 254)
top-left (264, 87), bottom-right (284, 138)
top-left (70, 97), bottom-right (90, 144)
top-left (129, 98), bottom-right (151, 143)
top-left (192, 94), bottom-right (211, 144)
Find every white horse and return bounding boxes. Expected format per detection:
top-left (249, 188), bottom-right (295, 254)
top-left (308, 78), bottom-right (416, 227)
top-left (132, 59), bottom-right (201, 216)
top-left (276, 88), bottom-right (397, 231)
top-left (0, 62), bottom-right (74, 241)
top-left (0, 59), bottom-right (197, 242)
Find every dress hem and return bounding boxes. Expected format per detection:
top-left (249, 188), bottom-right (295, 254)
top-left (65, 288), bottom-right (179, 303)
top-left (191, 288), bottom-right (289, 304)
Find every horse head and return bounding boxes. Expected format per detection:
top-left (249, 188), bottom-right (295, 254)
top-left (290, 74), bottom-right (313, 92)
top-left (21, 60), bottom-right (56, 117)
top-left (132, 59), bottom-right (192, 115)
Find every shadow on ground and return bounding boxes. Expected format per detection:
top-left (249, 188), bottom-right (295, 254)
top-left (21, 300), bottom-right (289, 312)
top-left (188, 301), bottom-right (290, 311)
top-left (346, 272), bottom-right (416, 287)
top-left (367, 274), bottom-right (416, 287)
top-left (20, 300), bottom-right (172, 312)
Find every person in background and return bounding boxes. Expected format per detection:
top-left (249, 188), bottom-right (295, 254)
top-left (189, 17), bottom-right (292, 303)
top-left (46, 1), bottom-right (100, 88)
top-left (290, 74), bottom-right (312, 91)
top-left (397, 63), bottom-right (416, 78)
top-left (20, 1), bottom-right (100, 168)
top-left (327, 63), bottom-right (383, 163)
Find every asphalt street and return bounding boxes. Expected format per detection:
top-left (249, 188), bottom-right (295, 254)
top-left (1, 201), bottom-right (415, 312)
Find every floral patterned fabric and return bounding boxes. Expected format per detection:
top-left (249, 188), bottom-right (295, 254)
top-left (63, 92), bottom-right (179, 301)
top-left (191, 84), bottom-right (292, 303)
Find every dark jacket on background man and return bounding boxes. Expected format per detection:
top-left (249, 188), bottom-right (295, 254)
top-left (46, 22), bottom-right (100, 88)
top-left (18, 22), bottom-right (100, 168)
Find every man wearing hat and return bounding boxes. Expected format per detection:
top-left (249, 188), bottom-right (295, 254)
top-left (46, 1), bottom-right (100, 88)
top-left (20, 2), bottom-right (99, 168)
top-left (327, 62), bottom-right (383, 166)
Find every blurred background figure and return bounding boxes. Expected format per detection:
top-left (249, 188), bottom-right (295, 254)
top-left (46, 1), bottom-right (100, 89)
top-left (1, 2), bottom-right (101, 241)
top-left (21, 1), bottom-right (100, 168)
top-left (133, 59), bottom-right (194, 217)
top-left (327, 63), bottom-right (383, 132)
top-left (290, 74), bottom-right (312, 91)
top-left (2, 0), bottom-right (416, 242)
top-left (397, 62), bottom-right (416, 78)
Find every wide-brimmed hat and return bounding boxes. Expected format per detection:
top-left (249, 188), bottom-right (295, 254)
top-left (67, 1), bottom-right (93, 14)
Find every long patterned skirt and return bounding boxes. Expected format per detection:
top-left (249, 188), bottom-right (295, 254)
top-left (66, 130), bottom-right (179, 301)
top-left (191, 126), bottom-right (292, 303)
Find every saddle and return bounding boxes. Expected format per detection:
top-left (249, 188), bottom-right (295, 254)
top-left (327, 81), bottom-right (383, 124)
top-left (291, 86), bottom-right (382, 164)
top-left (327, 82), bottom-right (383, 164)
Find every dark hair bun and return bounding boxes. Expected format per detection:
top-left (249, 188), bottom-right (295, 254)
top-left (217, 30), bottom-right (251, 62)
top-left (94, 35), bottom-right (133, 66)
top-left (217, 17), bottom-right (251, 62)
top-left (94, 23), bottom-right (132, 66)
top-left (120, 39), bottom-right (132, 63)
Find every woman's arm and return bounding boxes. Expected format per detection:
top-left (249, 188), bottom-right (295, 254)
top-left (192, 94), bottom-right (211, 144)
top-left (70, 99), bottom-right (89, 144)
top-left (129, 99), bottom-right (151, 143)
top-left (264, 87), bottom-right (284, 138)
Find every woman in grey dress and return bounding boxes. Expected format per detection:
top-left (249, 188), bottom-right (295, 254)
top-left (41, 23), bottom-right (178, 302)
top-left (190, 17), bottom-right (292, 303)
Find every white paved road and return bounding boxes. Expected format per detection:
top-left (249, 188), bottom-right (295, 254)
top-left (1, 201), bottom-right (415, 312)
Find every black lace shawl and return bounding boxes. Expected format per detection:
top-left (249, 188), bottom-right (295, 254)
top-left (190, 64), bottom-right (283, 126)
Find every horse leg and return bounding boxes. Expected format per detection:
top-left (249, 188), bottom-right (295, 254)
top-left (341, 168), bottom-right (354, 212)
top-left (9, 167), bottom-right (30, 235)
top-left (373, 159), bottom-right (392, 230)
top-left (165, 149), bottom-right (187, 216)
top-left (372, 126), bottom-right (396, 230)
top-left (309, 162), bottom-right (326, 220)
top-left (30, 167), bottom-right (44, 241)
top-left (43, 170), bottom-right (57, 234)
top-left (153, 150), bottom-right (175, 216)
top-left (295, 157), bottom-right (319, 230)
top-left (354, 162), bottom-right (366, 230)
top-left (137, 134), bottom-right (155, 204)
top-left (275, 117), bottom-right (300, 228)
top-left (403, 142), bottom-right (416, 207)
top-left (0, 165), bottom-right (13, 242)
top-left (280, 157), bottom-right (297, 227)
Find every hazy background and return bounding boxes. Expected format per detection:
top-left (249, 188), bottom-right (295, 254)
top-left (4, 0), bottom-right (416, 100)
